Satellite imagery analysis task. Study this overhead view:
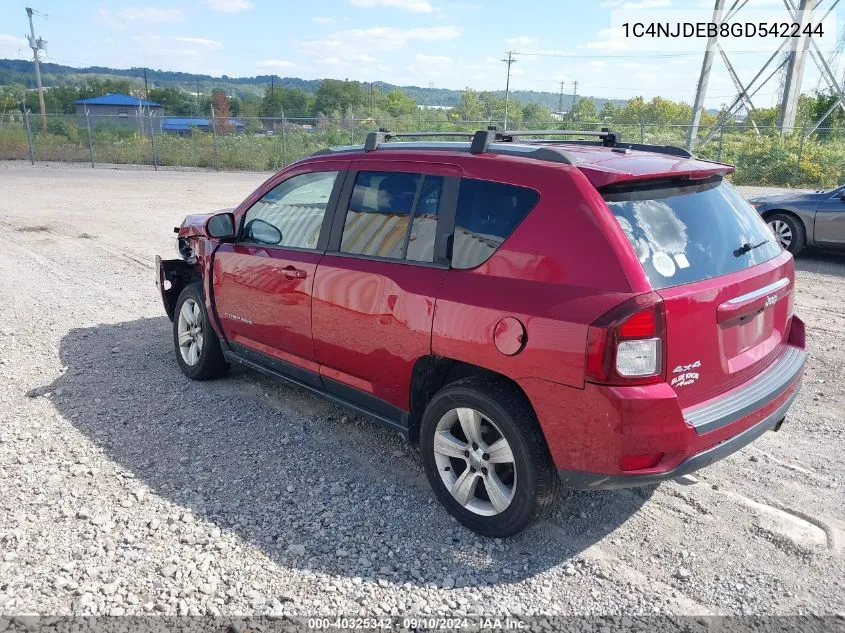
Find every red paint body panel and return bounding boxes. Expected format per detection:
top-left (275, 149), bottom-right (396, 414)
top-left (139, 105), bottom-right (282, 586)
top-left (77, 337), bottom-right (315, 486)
top-left (312, 255), bottom-right (447, 408)
top-left (557, 144), bottom-right (735, 188)
top-left (522, 344), bottom-right (802, 477)
top-left (657, 250), bottom-right (795, 408)
top-left (213, 245), bottom-right (322, 366)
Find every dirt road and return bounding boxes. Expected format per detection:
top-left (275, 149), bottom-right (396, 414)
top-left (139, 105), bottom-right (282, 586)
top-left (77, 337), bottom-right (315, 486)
top-left (0, 163), bottom-right (843, 620)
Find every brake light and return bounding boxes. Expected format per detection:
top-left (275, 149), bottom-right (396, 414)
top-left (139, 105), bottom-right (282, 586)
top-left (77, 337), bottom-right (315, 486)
top-left (586, 292), bottom-right (666, 386)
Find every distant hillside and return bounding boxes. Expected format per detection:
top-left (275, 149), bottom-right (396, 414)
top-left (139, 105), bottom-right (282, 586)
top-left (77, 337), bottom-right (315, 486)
top-left (0, 58), bottom-right (628, 111)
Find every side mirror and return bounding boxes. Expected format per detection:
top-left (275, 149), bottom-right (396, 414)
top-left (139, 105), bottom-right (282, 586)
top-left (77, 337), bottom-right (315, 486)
top-left (206, 213), bottom-right (236, 240)
top-left (839, 192), bottom-right (845, 201)
top-left (244, 218), bottom-right (283, 245)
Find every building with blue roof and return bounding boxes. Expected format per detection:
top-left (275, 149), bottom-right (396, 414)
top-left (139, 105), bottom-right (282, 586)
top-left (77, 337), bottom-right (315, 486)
top-left (162, 117), bottom-right (246, 137)
top-left (75, 93), bottom-right (164, 133)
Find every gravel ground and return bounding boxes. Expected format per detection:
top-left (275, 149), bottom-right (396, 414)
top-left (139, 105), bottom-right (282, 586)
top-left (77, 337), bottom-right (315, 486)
top-left (0, 162), bottom-right (844, 623)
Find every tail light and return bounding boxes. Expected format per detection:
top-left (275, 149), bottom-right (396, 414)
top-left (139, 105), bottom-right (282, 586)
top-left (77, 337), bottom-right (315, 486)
top-left (586, 292), bottom-right (666, 386)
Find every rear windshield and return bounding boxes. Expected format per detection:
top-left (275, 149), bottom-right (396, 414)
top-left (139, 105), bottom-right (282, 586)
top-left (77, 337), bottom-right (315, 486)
top-left (603, 178), bottom-right (782, 290)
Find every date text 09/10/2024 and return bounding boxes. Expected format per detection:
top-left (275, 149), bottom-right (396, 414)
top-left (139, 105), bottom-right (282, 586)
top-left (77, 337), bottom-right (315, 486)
top-left (307, 617), bottom-right (528, 630)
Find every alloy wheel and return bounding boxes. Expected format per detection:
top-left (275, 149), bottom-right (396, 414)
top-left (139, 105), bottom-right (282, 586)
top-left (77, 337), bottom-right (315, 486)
top-left (432, 407), bottom-right (517, 516)
top-left (177, 298), bottom-right (204, 366)
top-left (768, 219), bottom-right (793, 249)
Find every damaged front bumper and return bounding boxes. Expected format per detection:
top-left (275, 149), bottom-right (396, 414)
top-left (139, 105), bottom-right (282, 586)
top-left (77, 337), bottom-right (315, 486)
top-left (155, 255), bottom-right (197, 321)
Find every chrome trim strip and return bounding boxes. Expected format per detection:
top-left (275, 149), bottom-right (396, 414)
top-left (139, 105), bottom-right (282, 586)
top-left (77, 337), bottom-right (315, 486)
top-left (726, 277), bottom-right (790, 305)
top-left (684, 346), bottom-right (806, 435)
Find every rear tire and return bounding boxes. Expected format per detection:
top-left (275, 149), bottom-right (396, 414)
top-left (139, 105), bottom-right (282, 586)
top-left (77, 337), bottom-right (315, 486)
top-left (420, 377), bottom-right (559, 537)
top-left (766, 213), bottom-right (805, 256)
top-left (172, 283), bottom-right (229, 381)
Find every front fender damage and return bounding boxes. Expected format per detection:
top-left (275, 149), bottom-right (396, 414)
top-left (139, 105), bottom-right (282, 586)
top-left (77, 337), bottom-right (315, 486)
top-left (156, 255), bottom-right (200, 321)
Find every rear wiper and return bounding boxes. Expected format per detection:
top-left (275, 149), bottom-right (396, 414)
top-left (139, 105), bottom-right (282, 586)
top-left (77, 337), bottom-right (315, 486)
top-left (734, 239), bottom-right (770, 257)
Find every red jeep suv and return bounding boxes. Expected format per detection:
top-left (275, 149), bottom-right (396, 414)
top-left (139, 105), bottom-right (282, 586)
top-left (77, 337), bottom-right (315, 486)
top-left (156, 129), bottom-right (807, 537)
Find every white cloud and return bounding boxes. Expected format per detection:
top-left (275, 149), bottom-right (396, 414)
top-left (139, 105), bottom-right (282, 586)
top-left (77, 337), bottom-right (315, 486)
top-left (130, 35), bottom-right (222, 59)
top-left (415, 53), bottom-right (452, 65)
top-left (257, 59), bottom-right (296, 69)
top-left (584, 27), bottom-right (631, 51)
top-left (301, 25), bottom-right (462, 56)
top-left (348, 0), bottom-right (433, 12)
top-left (505, 36), bottom-right (537, 49)
top-left (600, 0), bottom-right (671, 7)
top-left (207, 0), bottom-right (254, 12)
top-left (96, 7), bottom-right (184, 28)
top-left (174, 37), bottom-right (223, 49)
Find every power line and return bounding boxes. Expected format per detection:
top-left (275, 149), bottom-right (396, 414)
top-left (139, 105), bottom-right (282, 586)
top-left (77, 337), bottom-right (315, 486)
top-left (516, 50), bottom-right (803, 59)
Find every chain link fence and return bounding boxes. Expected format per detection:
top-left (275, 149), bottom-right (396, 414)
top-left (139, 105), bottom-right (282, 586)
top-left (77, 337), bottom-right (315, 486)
top-left (2, 110), bottom-right (844, 189)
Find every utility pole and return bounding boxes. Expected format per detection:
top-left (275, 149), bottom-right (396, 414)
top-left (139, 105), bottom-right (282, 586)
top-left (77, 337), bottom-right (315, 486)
top-left (143, 68), bottom-right (149, 100)
top-left (502, 50), bottom-right (517, 129)
top-left (25, 7), bottom-right (47, 133)
top-left (558, 81), bottom-right (565, 112)
top-left (570, 80), bottom-right (578, 117)
top-left (687, 0), bottom-right (726, 149)
top-left (778, 0), bottom-right (812, 133)
top-left (195, 79), bottom-right (200, 116)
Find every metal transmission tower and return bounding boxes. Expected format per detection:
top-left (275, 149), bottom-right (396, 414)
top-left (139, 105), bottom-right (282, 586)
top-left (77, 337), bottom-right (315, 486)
top-left (25, 7), bottom-right (48, 133)
top-left (687, 0), bottom-right (843, 149)
top-left (502, 51), bottom-right (517, 129)
top-left (778, 0), bottom-right (813, 131)
top-left (687, 0), bottom-right (726, 149)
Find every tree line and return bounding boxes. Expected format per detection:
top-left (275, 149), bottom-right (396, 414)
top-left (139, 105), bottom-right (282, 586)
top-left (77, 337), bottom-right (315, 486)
top-left (2, 74), bottom-right (843, 137)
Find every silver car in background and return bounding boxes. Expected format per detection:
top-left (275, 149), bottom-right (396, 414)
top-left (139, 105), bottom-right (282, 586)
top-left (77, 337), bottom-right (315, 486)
top-left (750, 185), bottom-right (845, 256)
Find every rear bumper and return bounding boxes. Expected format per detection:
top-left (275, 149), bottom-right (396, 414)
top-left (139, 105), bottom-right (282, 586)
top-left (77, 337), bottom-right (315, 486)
top-left (520, 337), bottom-right (807, 490)
top-left (558, 387), bottom-right (799, 489)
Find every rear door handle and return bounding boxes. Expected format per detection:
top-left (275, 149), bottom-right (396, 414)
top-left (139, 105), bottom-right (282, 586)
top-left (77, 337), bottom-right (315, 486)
top-left (279, 266), bottom-right (307, 280)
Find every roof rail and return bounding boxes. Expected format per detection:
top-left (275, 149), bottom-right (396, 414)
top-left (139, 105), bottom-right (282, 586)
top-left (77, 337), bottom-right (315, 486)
top-left (364, 128), bottom-right (495, 154)
top-left (492, 127), bottom-right (620, 147)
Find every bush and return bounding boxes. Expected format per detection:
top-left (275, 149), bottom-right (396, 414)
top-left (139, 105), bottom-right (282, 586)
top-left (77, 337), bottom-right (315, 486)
top-left (1, 120), bottom-right (843, 186)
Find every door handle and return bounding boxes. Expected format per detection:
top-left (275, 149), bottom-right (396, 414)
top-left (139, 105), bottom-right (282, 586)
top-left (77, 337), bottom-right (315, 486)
top-left (279, 266), bottom-right (307, 280)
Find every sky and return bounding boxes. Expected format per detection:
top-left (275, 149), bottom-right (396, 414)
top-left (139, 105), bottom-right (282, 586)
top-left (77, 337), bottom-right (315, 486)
top-left (1, 0), bottom-right (844, 108)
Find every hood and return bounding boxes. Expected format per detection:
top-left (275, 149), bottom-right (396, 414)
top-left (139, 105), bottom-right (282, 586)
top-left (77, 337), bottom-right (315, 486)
top-left (749, 190), bottom-right (820, 204)
top-left (176, 208), bottom-right (235, 238)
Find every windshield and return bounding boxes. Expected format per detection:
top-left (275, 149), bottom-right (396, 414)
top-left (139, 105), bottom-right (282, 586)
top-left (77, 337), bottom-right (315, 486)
top-left (604, 177), bottom-right (783, 290)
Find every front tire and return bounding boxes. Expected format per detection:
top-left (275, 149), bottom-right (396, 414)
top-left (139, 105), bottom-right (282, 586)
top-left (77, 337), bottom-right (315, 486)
top-left (420, 377), bottom-right (559, 537)
top-left (767, 213), bottom-right (806, 256)
top-left (173, 284), bottom-right (229, 381)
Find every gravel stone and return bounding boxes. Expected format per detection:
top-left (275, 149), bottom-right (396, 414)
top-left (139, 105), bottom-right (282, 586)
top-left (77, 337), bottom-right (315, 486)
top-left (0, 166), bottom-right (841, 621)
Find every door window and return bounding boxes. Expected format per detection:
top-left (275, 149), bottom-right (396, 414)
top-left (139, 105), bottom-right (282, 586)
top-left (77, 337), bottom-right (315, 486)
top-left (452, 178), bottom-right (539, 269)
top-left (242, 171), bottom-right (338, 250)
top-left (340, 171), bottom-right (443, 262)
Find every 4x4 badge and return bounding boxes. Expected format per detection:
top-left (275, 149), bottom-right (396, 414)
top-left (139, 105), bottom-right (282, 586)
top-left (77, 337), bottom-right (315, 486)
top-left (672, 361), bottom-right (701, 388)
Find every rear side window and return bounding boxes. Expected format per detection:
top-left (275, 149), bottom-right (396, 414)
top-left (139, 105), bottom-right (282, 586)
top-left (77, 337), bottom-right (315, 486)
top-left (452, 179), bottom-right (539, 269)
top-left (604, 178), bottom-right (782, 290)
top-left (340, 171), bottom-right (443, 262)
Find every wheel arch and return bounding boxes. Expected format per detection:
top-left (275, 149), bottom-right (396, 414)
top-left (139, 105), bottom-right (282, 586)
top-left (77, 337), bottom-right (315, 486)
top-left (160, 258), bottom-right (202, 321)
top-left (407, 355), bottom-right (536, 444)
top-left (761, 209), bottom-right (810, 249)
